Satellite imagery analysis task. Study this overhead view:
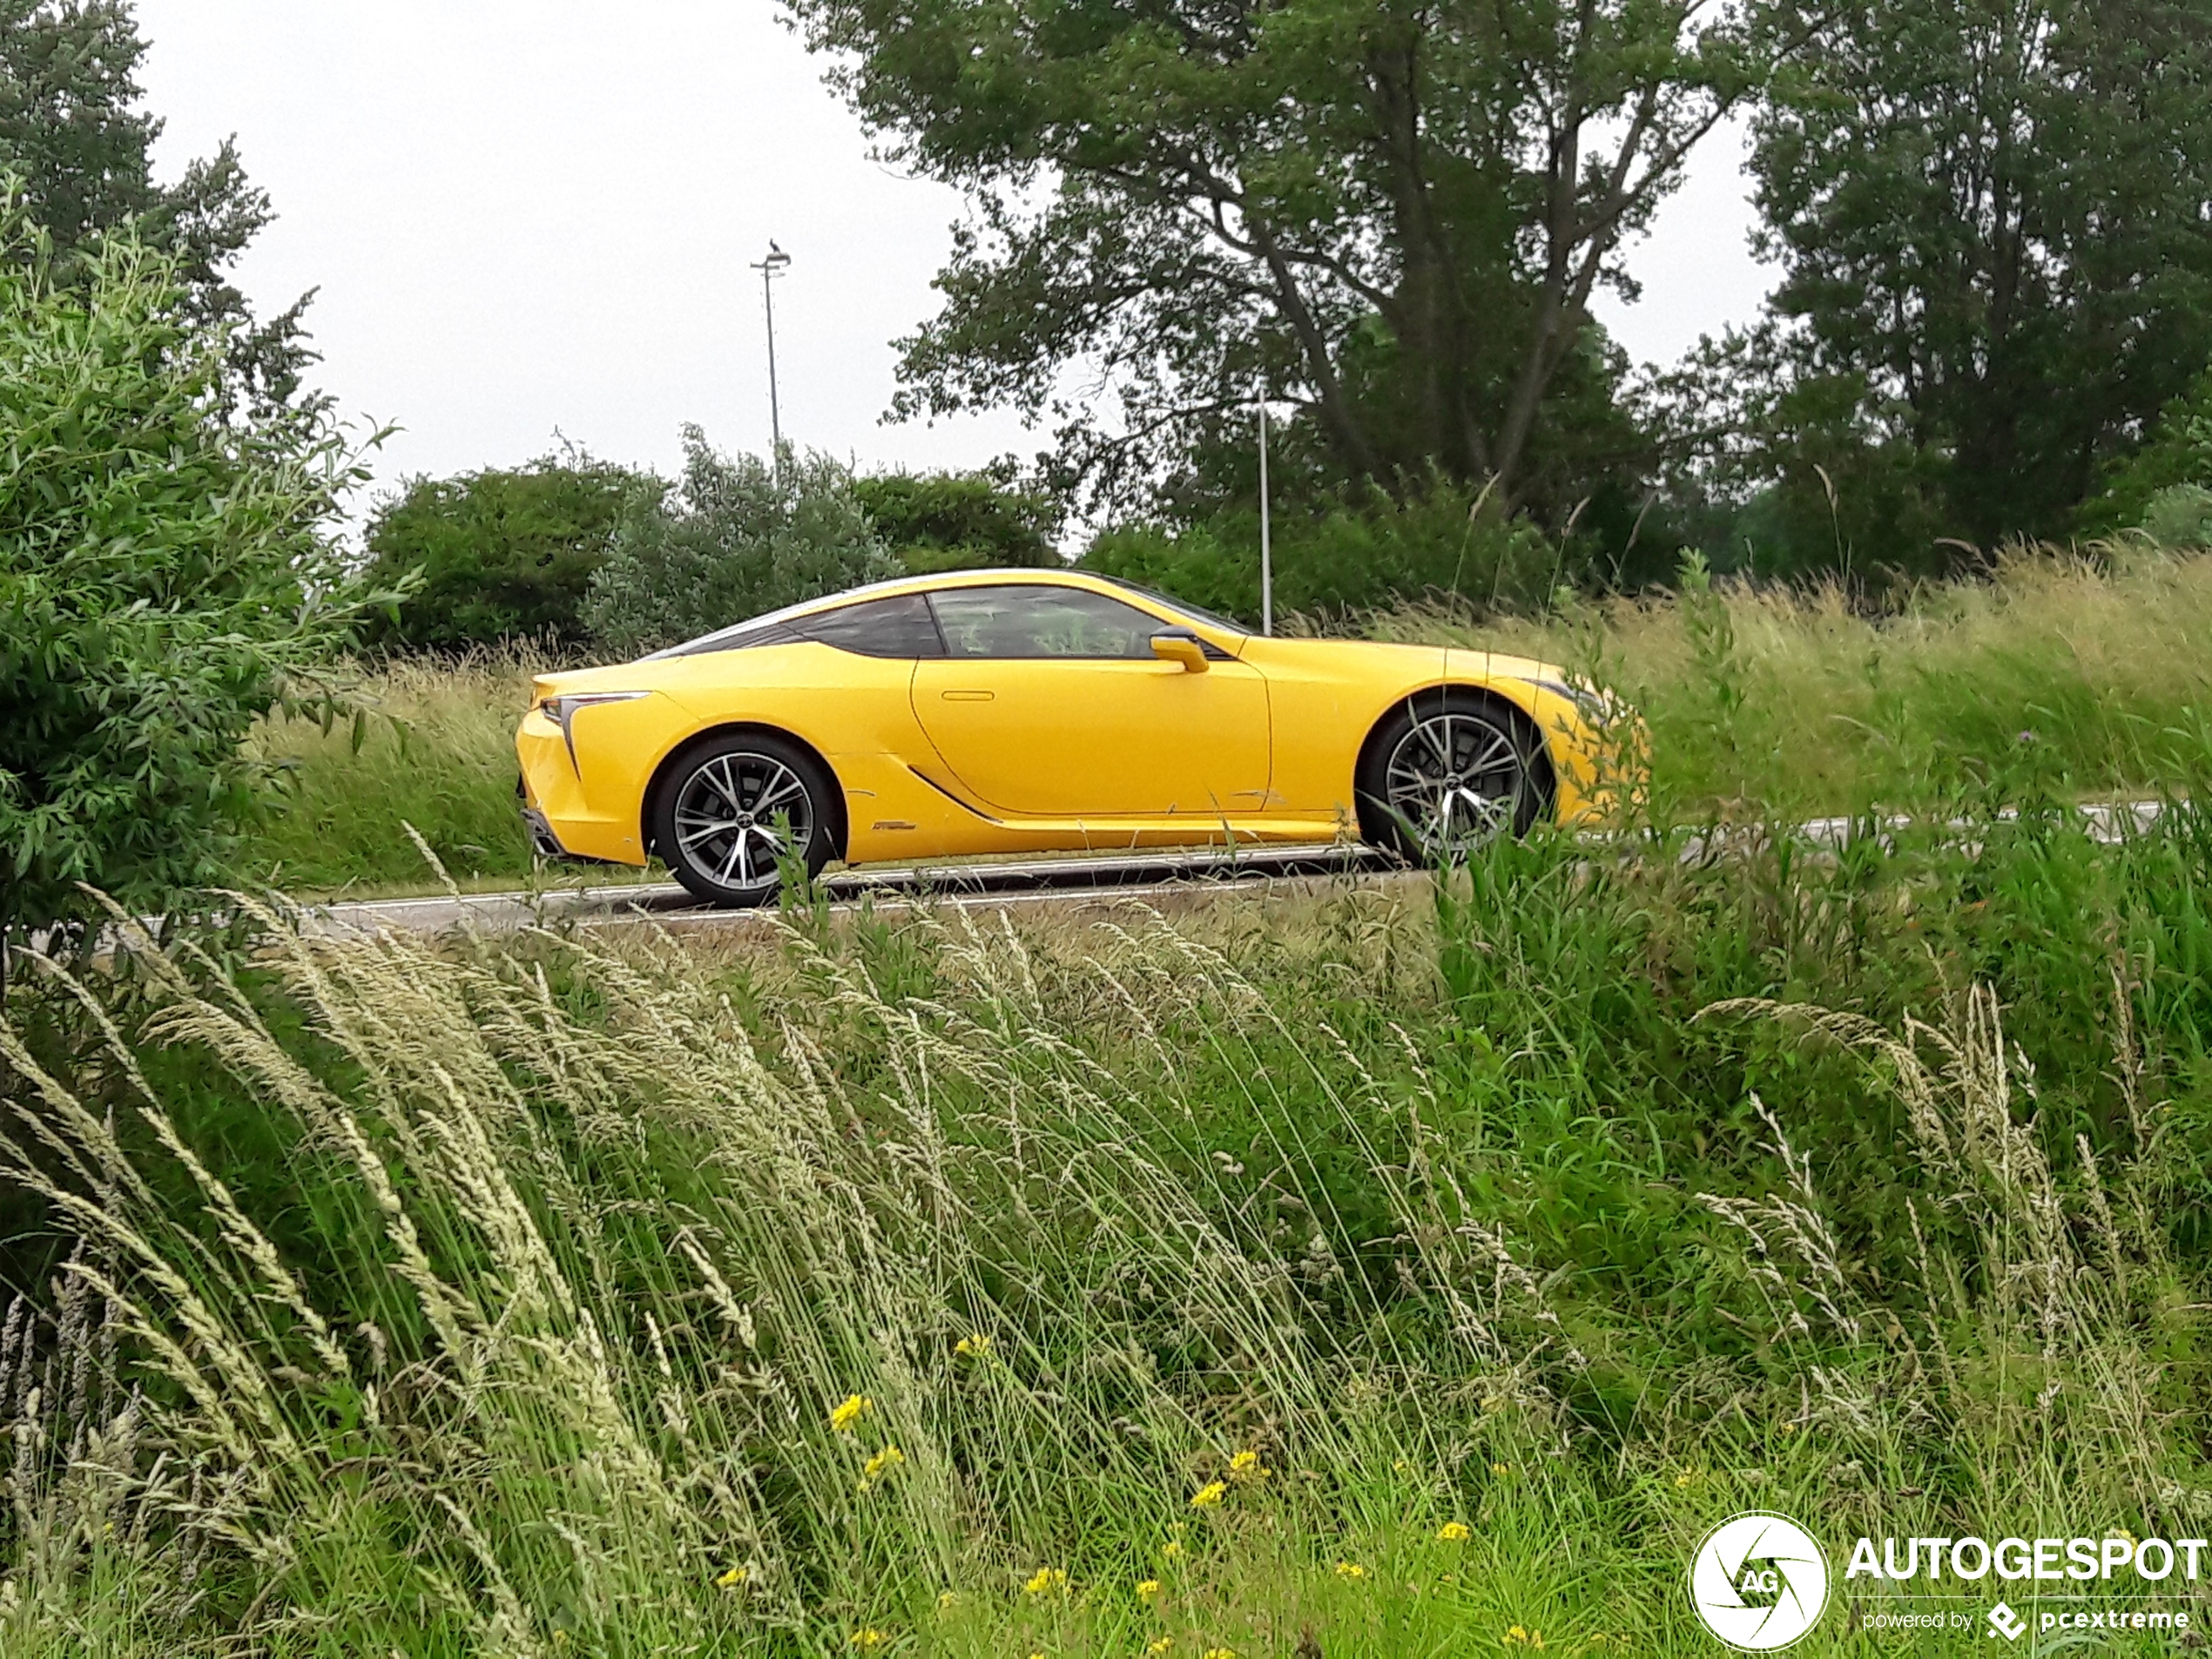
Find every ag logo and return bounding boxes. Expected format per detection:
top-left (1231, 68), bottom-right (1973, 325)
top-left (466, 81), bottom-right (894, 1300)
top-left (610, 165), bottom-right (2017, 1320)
top-left (1688, 1512), bottom-right (1830, 1650)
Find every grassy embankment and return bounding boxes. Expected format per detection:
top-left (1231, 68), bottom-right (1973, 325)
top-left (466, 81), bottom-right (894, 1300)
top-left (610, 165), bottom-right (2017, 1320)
top-left (238, 543), bottom-right (2212, 895)
top-left (5, 737), bottom-right (2212, 1653)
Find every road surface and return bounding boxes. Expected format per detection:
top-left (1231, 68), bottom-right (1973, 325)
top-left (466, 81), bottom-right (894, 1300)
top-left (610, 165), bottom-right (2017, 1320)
top-left (307, 799), bottom-right (2170, 940)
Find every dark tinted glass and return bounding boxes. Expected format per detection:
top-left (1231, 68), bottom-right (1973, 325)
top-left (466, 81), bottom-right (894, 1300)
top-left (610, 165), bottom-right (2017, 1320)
top-left (795, 594), bottom-right (945, 658)
top-left (929, 585), bottom-right (1163, 659)
top-left (1096, 576), bottom-right (1249, 636)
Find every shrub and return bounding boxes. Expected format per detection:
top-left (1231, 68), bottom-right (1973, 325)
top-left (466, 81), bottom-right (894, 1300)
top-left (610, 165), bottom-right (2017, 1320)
top-left (0, 199), bottom-right (379, 968)
top-left (581, 431), bottom-right (900, 658)
top-left (852, 469), bottom-right (1059, 573)
top-left (1084, 480), bottom-right (1557, 627)
top-left (2141, 482), bottom-right (2212, 552)
top-left (359, 449), bottom-right (651, 650)
top-left (2084, 368), bottom-right (2212, 534)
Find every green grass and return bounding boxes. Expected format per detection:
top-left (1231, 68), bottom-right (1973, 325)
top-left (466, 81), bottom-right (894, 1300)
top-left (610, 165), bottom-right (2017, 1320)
top-left (7, 740), bottom-right (2212, 1653)
top-left (233, 544), bottom-right (2212, 900)
top-left (1371, 541), bottom-right (2212, 819)
top-left (239, 648), bottom-right (550, 893)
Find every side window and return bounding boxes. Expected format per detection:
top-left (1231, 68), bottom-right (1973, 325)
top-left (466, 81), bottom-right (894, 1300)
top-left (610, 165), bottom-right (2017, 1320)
top-left (928, 585), bottom-right (1163, 660)
top-left (795, 594), bottom-right (944, 658)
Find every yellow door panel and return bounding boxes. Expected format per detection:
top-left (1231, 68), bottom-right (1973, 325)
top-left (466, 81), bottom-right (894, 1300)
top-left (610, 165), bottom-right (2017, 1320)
top-left (910, 657), bottom-right (1271, 818)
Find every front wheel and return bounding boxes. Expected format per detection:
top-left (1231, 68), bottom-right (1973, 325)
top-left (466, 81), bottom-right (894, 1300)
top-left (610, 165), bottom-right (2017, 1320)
top-left (1356, 693), bottom-right (1551, 861)
top-left (651, 733), bottom-right (838, 907)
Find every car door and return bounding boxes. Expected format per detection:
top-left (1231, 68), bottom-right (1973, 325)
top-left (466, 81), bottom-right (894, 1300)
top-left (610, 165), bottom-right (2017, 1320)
top-left (908, 583), bottom-right (1271, 818)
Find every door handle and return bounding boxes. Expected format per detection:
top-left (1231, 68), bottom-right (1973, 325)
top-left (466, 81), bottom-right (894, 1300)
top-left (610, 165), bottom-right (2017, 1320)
top-left (940, 690), bottom-right (995, 702)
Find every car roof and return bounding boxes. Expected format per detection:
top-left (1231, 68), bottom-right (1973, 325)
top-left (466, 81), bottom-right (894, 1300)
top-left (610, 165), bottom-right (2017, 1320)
top-left (644, 567), bottom-right (1238, 659)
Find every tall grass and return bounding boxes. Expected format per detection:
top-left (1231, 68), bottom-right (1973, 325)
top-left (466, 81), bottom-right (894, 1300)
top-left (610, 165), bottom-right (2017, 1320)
top-left (6, 766), bottom-right (2212, 1652)
top-left (240, 648), bottom-right (550, 894)
top-left (1371, 541), bottom-right (2212, 817)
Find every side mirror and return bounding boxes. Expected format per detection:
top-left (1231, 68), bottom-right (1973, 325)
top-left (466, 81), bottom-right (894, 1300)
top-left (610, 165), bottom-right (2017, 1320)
top-left (1150, 629), bottom-right (1211, 672)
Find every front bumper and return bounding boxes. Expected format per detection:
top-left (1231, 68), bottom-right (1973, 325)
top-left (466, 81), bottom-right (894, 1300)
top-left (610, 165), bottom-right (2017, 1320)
top-left (521, 799), bottom-right (569, 860)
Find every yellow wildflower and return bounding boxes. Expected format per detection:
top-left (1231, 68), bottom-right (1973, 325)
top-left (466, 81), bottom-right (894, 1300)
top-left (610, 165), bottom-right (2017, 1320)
top-left (1190, 1480), bottom-right (1227, 1509)
top-left (849, 1631), bottom-right (887, 1651)
top-left (1227, 1448), bottom-right (1270, 1485)
top-left (936, 1590), bottom-right (959, 1611)
top-left (1507, 1626), bottom-right (1527, 1645)
top-left (954, 1333), bottom-right (993, 1358)
top-left (1202, 1648), bottom-right (1237, 1659)
top-left (1147, 1642), bottom-right (1174, 1657)
top-left (715, 1565), bottom-right (748, 1589)
top-left (1672, 1469), bottom-right (1696, 1489)
top-left (1437, 1521), bottom-right (1471, 1542)
top-left (830, 1393), bottom-right (872, 1433)
top-left (1022, 1567), bottom-right (1069, 1597)
top-left (861, 1444), bottom-right (906, 1482)
top-left (1136, 1579), bottom-right (1163, 1602)
top-left (1333, 1561), bottom-right (1367, 1580)
top-left (1490, 1462), bottom-right (1509, 1476)
top-left (1160, 1539), bottom-right (1185, 1561)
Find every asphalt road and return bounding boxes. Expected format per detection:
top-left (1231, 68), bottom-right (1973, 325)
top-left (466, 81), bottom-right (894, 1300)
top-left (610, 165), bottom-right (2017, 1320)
top-left (308, 799), bottom-right (2170, 940)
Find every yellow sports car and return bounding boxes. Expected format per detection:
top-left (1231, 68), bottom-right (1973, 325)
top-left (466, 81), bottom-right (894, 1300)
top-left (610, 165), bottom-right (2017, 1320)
top-left (516, 568), bottom-right (1625, 906)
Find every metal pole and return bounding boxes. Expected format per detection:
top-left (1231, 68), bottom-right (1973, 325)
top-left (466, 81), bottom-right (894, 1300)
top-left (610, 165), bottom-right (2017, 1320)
top-left (1258, 400), bottom-right (1273, 637)
top-left (751, 244), bottom-right (792, 475)
top-left (763, 264), bottom-right (782, 460)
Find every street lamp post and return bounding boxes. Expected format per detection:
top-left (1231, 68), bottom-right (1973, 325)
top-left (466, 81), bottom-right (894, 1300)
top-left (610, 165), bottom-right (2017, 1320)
top-left (1258, 400), bottom-right (1273, 637)
top-left (751, 242), bottom-right (792, 468)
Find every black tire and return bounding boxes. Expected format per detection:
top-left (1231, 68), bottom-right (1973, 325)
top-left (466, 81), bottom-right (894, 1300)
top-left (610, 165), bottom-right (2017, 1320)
top-left (1355, 691), bottom-right (1552, 861)
top-left (651, 732), bottom-right (839, 907)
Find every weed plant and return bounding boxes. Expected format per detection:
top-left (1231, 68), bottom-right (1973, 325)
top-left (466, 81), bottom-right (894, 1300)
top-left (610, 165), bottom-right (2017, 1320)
top-left (1372, 541), bottom-right (2212, 820)
top-left (3, 726), bottom-right (2211, 1653)
top-left (241, 647), bottom-right (557, 893)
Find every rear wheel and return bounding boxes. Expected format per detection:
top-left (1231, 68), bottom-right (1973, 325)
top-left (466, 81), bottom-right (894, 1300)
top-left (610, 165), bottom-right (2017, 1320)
top-left (651, 733), bottom-right (837, 907)
top-left (1356, 693), bottom-right (1550, 860)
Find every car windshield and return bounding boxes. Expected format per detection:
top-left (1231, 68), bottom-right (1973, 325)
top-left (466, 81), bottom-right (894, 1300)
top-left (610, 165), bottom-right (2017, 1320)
top-left (1096, 577), bottom-right (1250, 637)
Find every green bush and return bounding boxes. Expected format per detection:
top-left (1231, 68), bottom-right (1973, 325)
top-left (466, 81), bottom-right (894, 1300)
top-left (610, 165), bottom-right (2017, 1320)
top-left (2141, 483), bottom-right (2212, 552)
top-left (2084, 368), bottom-right (2212, 534)
top-left (581, 431), bottom-right (900, 658)
top-left (359, 450), bottom-right (651, 651)
top-left (852, 469), bottom-right (1059, 573)
top-left (1084, 480), bottom-right (1557, 627)
top-left (0, 198), bottom-right (379, 961)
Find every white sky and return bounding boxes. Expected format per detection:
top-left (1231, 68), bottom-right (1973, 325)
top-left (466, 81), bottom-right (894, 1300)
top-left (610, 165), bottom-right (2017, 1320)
top-left (133, 1), bottom-right (1775, 505)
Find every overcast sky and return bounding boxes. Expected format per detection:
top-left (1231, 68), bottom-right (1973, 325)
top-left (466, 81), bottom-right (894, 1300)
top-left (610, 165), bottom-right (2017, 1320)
top-left (133, 1), bottom-right (1776, 505)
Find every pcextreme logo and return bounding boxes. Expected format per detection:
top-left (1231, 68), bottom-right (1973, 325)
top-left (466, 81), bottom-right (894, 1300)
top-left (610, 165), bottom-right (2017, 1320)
top-left (1689, 1512), bottom-right (1831, 1651)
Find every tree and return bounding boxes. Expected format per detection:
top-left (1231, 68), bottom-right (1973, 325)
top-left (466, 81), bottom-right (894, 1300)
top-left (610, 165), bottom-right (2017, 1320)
top-left (582, 431), bottom-right (900, 659)
top-left (853, 469), bottom-right (1060, 572)
top-left (1721, 0), bottom-right (2212, 564)
top-left (786, 0), bottom-right (1810, 522)
top-left (0, 0), bottom-right (313, 414)
top-left (361, 449), bottom-right (654, 651)
top-left (0, 201), bottom-right (381, 977)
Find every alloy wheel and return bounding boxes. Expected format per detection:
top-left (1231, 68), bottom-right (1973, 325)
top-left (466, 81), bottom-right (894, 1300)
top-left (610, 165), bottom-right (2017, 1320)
top-left (669, 750), bottom-right (814, 894)
top-left (1380, 709), bottom-right (1527, 853)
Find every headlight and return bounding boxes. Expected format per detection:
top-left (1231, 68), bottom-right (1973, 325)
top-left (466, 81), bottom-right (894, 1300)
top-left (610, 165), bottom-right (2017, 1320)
top-left (539, 691), bottom-right (651, 769)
